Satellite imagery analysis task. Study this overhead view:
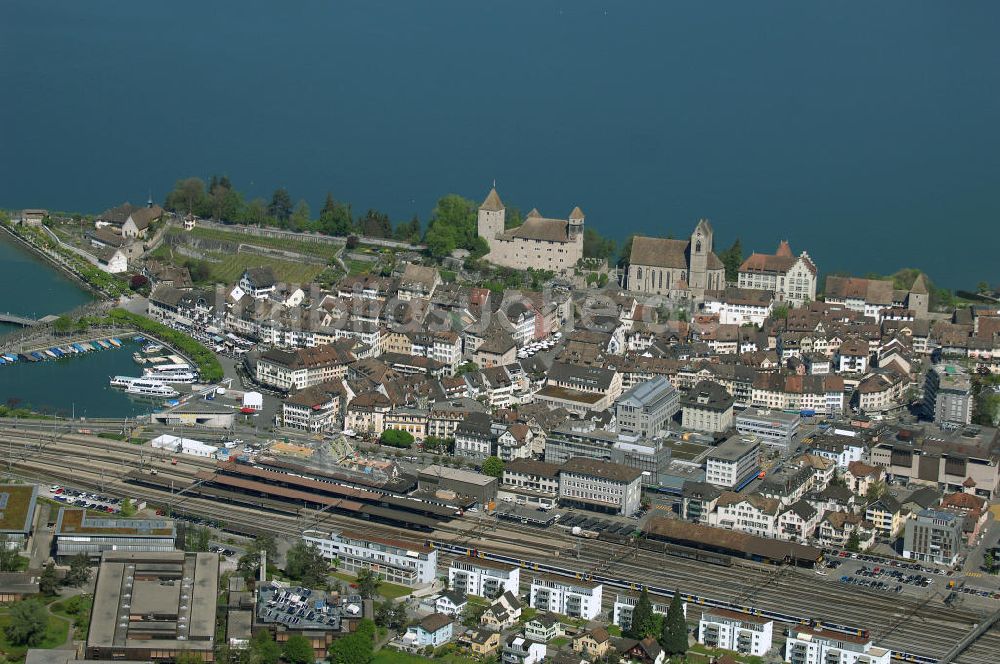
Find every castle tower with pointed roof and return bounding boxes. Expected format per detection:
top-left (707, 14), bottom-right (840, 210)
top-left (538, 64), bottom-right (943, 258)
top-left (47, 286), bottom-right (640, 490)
top-left (478, 187), bottom-right (506, 241)
top-left (475, 186), bottom-right (584, 274)
top-left (907, 273), bottom-right (929, 318)
top-left (568, 206), bottom-right (585, 242)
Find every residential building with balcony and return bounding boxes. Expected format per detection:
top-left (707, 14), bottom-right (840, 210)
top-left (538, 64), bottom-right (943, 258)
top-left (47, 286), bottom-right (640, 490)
top-left (449, 559), bottom-right (520, 599)
top-left (903, 509), bottom-right (963, 566)
top-left (698, 609), bottom-right (773, 657)
top-left (784, 626), bottom-right (890, 664)
top-left (303, 529), bottom-right (437, 586)
top-left (529, 575), bottom-right (603, 620)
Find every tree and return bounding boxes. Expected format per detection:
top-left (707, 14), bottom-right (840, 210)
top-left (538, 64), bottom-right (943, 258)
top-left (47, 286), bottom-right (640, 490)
top-left (129, 274), bottom-right (150, 292)
top-left (977, 281), bottom-right (991, 294)
top-left (394, 215), bottom-right (421, 243)
top-left (185, 259), bottom-right (213, 283)
top-left (285, 540), bottom-right (329, 588)
top-left (0, 536), bottom-right (22, 571)
top-left (772, 303), bottom-right (789, 320)
top-left (3, 599), bottom-right (48, 646)
top-left (583, 227), bottom-right (616, 261)
top-left (39, 561), bottom-right (60, 596)
top-left (319, 193), bottom-right (354, 236)
top-left (282, 634), bottom-right (315, 664)
top-left (375, 599), bottom-right (408, 629)
top-left (617, 234), bottom-right (636, 267)
top-left (359, 209), bottom-right (392, 238)
top-left (248, 533), bottom-right (278, 561)
top-left (846, 530), bottom-right (862, 553)
top-left (268, 188), bottom-right (293, 224)
top-left (628, 587), bottom-right (656, 639)
top-left (184, 525), bottom-right (211, 552)
top-left (165, 177), bottom-right (209, 215)
top-left (289, 200), bottom-right (312, 232)
top-left (237, 551), bottom-right (261, 586)
top-left (379, 429), bottom-right (414, 448)
top-left (328, 632), bottom-right (373, 664)
top-left (424, 194), bottom-right (478, 259)
top-left (660, 591), bottom-right (688, 655)
top-left (65, 552), bottom-right (91, 587)
top-left (864, 480), bottom-right (888, 503)
top-left (719, 238), bottom-right (743, 283)
top-left (356, 567), bottom-right (381, 600)
top-left (481, 456), bottom-right (504, 479)
top-left (53, 315), bottom-right (74, 334)
top-left (984, 551), bottom-right (995, 574)
top-left (249, 629), bottom-right (281, 664)
top-left (120, 497), bottom-right (136, 517)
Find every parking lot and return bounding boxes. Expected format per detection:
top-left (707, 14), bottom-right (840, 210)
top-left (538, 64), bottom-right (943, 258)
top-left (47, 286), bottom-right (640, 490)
top-left (819, 549), bottom-right (1000, 603)
top-left (47, 484), bottom-right (122, 514)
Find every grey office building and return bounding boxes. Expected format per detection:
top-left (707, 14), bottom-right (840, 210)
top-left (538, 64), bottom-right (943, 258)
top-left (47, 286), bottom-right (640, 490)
top-left (903, 509), bottom-right (963, 566)
top-left (734, 408), bottom-right (800, 453)
top-left (615, 377), bottom-right (679, 438)
top-left (924, 365), bottom-right (972, 425)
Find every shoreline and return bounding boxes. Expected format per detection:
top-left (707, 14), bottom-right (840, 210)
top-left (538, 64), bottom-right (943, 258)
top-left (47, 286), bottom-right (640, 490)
top-left (0, 223), bottom-right (106, 299)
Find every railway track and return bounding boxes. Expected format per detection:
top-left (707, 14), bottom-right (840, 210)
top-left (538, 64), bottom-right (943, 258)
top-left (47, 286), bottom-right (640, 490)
top-left (3, 430), bottom-right (997, 664)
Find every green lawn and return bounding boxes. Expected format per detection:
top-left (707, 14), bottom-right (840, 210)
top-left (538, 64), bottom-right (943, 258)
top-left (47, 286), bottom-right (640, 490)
top-left (203, 252), bottom-right (326, 284)
top-left (185, 226), bottom-right (343, 260)
top-left (0, 608), bottom-right (70, 660)
top-left (345, 258), bottom-right (372, 276)
top-left (49, 595), bottom-right (92, 640)
top-left (330, 572), bottom-right (412, 600)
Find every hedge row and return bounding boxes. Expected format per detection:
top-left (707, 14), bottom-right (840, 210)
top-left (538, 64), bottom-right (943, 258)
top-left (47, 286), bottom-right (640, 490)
top-left (107, 309), bottom-right (224, 383)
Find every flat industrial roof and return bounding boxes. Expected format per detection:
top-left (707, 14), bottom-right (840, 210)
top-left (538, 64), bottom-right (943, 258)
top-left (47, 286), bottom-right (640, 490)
top-left (55, 508), bottom-right (175, 538)
top-left (0, 484), bottom-right (38, 534)
top-left (419, 465), bottom-right (497, 486)
top-left (88, 551), bottom-right (218, 651)
top-left (707, 436), bottom-right (759, 462)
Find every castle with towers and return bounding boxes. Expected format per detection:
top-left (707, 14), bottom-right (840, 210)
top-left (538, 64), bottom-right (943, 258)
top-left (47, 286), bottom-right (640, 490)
top-left (477, 187), bottom-right (584, 274)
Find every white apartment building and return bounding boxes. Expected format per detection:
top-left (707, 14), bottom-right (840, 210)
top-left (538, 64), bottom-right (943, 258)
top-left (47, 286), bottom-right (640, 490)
top-left (785, 627), bottom-right (891, 664)
top-left (449, 559), bottom-right (521, 599)
top-left (711, 493), bottom-right (780, 538)
top-left (702, 287), bottom-right (775, 326)
top-left (612, 594), bottom-right (685, 632)
top-left (738, 241), bottom-right (818, 306)
top-left (303, 529), bottom-right (437, 587)
top-left (529, 576), bottom-right (603, 620)
top-left (558, 457), bottom-right (643, 517)
top-left (705, 437), bottom-right (761, 489)
top-left (254, 346), bottom-right (350, 392)
top-left (699, 609), bottom-right (774, 657)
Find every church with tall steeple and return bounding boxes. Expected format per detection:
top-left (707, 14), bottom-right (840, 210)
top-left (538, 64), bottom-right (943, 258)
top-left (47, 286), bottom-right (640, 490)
top-left (476, 187), bottom-right (584, 274)
top-left (626, 221), bottom-right (726, 299)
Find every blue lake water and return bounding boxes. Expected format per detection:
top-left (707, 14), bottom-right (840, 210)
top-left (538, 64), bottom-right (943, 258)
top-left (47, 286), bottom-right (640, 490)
top-left (1, 1), bottom-right (998, 288)
top-left (0, 338), bottom-right (160, 418)
top-left (0, 233), bottom-right (92, 336)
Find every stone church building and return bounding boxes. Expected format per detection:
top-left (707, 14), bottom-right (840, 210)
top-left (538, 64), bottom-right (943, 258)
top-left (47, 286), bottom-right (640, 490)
top-left (627, 220), bottom-right (726, 299)
top-left (477, 188), bottom-right (584, 274)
